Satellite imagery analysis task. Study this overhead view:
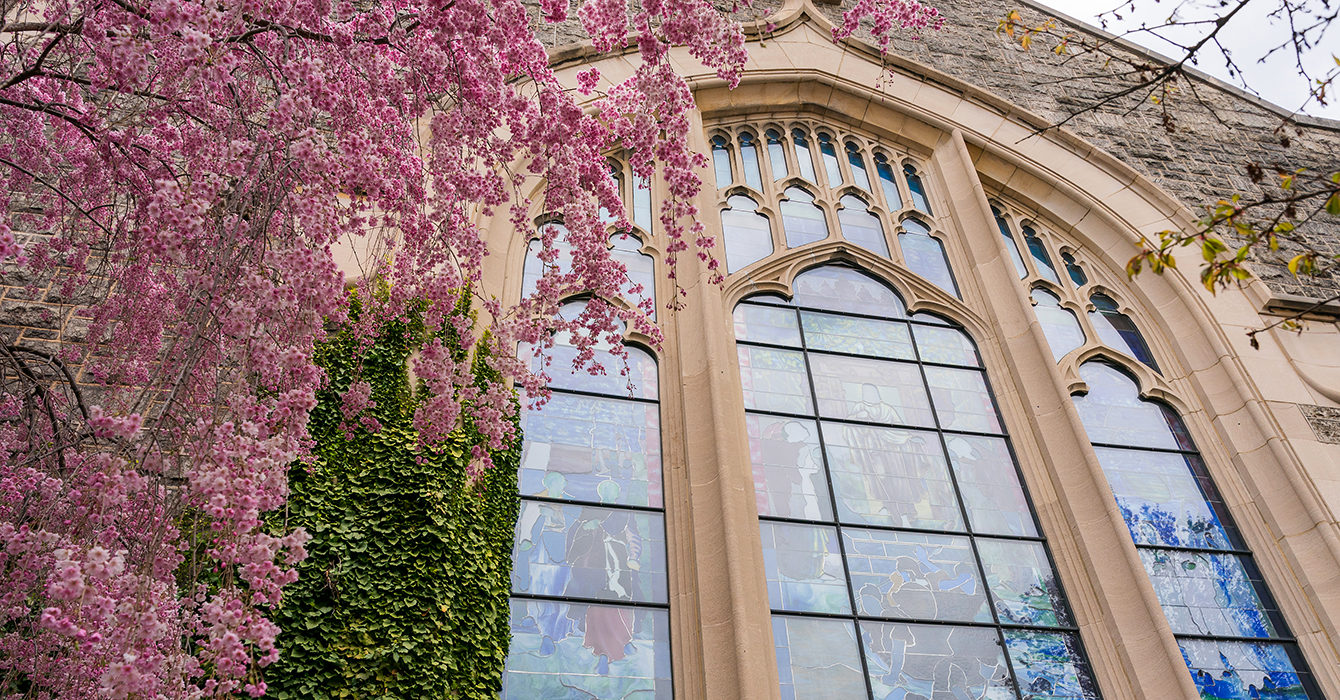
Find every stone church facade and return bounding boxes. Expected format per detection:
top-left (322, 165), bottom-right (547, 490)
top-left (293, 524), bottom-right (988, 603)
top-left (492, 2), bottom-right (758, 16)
top-left (474, 0), bottom-right (1340, 698)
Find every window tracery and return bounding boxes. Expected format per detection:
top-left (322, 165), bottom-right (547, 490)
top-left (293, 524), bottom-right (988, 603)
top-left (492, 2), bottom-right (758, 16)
top-left (735, 265), bottom-right (1100, 700)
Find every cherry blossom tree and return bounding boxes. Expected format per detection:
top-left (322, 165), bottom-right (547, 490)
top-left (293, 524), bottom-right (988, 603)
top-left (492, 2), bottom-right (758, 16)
top-left (0, 0), bottom-right (940, 695)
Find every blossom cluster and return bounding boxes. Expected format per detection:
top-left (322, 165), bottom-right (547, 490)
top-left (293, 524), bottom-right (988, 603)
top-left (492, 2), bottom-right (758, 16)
top-left (0, 0), bottom-right (936, 694)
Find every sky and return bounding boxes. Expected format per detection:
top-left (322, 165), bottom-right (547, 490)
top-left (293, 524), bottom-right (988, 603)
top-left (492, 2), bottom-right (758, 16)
top-left (1033, 0), bottom-right (1340, 120)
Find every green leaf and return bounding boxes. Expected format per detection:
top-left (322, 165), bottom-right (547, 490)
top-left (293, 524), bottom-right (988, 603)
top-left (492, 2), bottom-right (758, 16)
top-left (1327, 192), bottom-right (1340, 217)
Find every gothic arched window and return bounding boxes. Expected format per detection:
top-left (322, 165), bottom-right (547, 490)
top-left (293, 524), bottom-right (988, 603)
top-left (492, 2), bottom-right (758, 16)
top-left (1088, 294), bottom-right (1158, 373)
top-left (899, 217), bottom-right (958, 298)
top-left (991, 206), bottom-right (1028, 280)
top-left (1031, 288), bottom-right (1085, 361)
top-left (1072, 362), bottom-right (1320, 699)
top-left (766, 128), bottom-right (788, 181)
top-left (740, 131), bottom-right (764, 190)
top-left (721, 194), bottom-right (774, 273)
top-left (712, 134), bottom-right (733, 187)
top-left (781, 187), bottom-right (829, 248)
top-left (735, 265), bottom-right (1100, 700)
top-left (837, 194), bottom-right (889, 258)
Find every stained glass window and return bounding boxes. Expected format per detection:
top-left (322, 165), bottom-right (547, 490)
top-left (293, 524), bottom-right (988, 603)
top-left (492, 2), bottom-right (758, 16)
top-left (991, 206), bottom-right (1028, 280)
top-left (817, 132), bottom-right (843, 187)
top-left (1062, 252), bottom-right (1087, 287)
top-left (1031, 288), bottom-right (1085, 361)
top-left (766, 129), bottom-right (789, 181)
top-left (874, 154), bottom-right (903, 211)
top-left (903, 164), bottom-right (932, 214)
top-left (633, 174), bottom-right (653, 233)
top-left (792, 128), bottom-right (817, 183)
top-left (736, 265), bottom-right (1100, 700)
top-left (740, 131), bottom-right (764, 190)
top-left (524, 225), bottom-right (655, 318)
top-left (837, 195), bottom-right (889, 258)
top-left (504, 300), bottom-right (671, 699)
top-left (1072, 362), bottom-right (1320, 700)
top-left (1089, 294), bottom-right (1159, 373)
top-left (712, 135), bottom-right (732, 188)
top-left (846, 141), bottom-right (872, 192)
top-left (1022, 225), bottom-right (1060, 285)
top-left (781, 187), bottom-right (830, 248)
top-left (721, 195), bottom-right (774, 274)
top-left (899, 217), bottom-right (959, 298)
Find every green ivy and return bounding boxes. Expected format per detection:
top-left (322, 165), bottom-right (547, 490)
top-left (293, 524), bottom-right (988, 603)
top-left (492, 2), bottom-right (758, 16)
top-left (266, 298), bottom-right (520, 699)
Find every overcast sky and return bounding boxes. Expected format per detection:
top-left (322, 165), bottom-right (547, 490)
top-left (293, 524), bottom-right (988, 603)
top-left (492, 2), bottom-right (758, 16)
top-left (1033, 0), bottom-right (1340, 120)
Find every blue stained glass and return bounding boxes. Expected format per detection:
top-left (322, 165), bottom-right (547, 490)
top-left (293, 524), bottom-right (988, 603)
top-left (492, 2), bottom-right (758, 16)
top-left (1072, 363), bottom-right (1181, 450)
top-left (773, 616), bottom-right (867, 700)
top-left (800, 311), bottom-right (915, 360)
top-left (1090, 294), bottom-right (1159, 373)
top-left (1062, 252), bottom-right (1088, 287)
top-left (821, 422), bottom-right (965, 531)
top-left (734, 303), bottom-right (801, 346)
top-left (843, 529), bottom-right (991, 622)
top-left (792, 129), bottom-right (818, 183)
top-left (747, 414), bottom-right (832, 520)
top-left (977, 539), bottom-right (1071, 627)
top-left (1141, 549), bottom-right (1280, 639)
top-left (924, 366), bottom-right (1002, 434)
top-left (1004, 630), bottom-right (1100, 700)
top-left (767, 129), bottom-right (789, 181)
top-left (903, 164), bottom-right (932, 214)
top-left (519, 393), bottom-right (661, 508)
top-left (1032, 288), bottom-right (1085, 361)
top-left (782, 188), bottom-right (830, 248)
top-left (760, 522), bottom-right (851, 614)
top-left (1179, 639), bottom-right (1310, 700)
top-left (945, 434), bottom-right (1037, 537)
top-left (862, 621), bottom-right (1015, 700)
top-left (721, 195), bottom-right (774, 274)
top-left (503, 600), bottom-right (672, 700)
top-left (992, 206), bottom-right (1028, 280)
top-left (912, 324), bottom-right (981, 368)
top-left (1092, 447), bottom-right (1235, 550)
top-left (837, 195), bottom-right (890, 258)
top-left (512, 501), bottom-right (667, 604)
top-left (1023, 225), bottom-right (1061, 285)
top-left (792, 266), bottom-right (906, 318)
top-left (738, 346), bottom-right (813, 415)
top-left (809, 354), bottom-right (935, 428)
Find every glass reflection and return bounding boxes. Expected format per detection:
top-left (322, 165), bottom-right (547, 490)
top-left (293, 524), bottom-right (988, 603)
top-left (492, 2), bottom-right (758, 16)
top-left (738, 346), bottom-right (813, 415)
top-left (821, 422), bottom-right (965, 531)
top-left (734, 302), bottom-right (802, 347)
top-left (792, 128), bottom-right (817, 182)
top-left (899, 218), bottom-right (959, 298)
top-left (761, 522), bottom-right (851, 614)
top-left (747, 414), bottom-right (832, 520)
top-left (862, 622), bottom-right (1014, 700)
top-left (912, 324), bottom-right (980, 368)
top-left (1062, 252), bottom-right (1087, 287)
top-left (504, 600), bottom-right (672, 700)
top-left (837, 195), bottom-right (890, 258)
top-left (944, 435), bottom-right (1037, 537)
top-left (721, 195), bottom-right (774, 274)
top-left (875, 153), bottom-right (903, 211)
top-left (1072, 363), bottom-right (1185, 449)
top-left (520, 393), bottom-right (661, 507)
top-left (809, 354), bottom-right (935, 428)
top-left (1022, 225), bottom-right (1061, 285)
top-left (773, 616), bottom-right (867, 700)
top-left (1179, 639), bottom-right (1311, 700)
top-left (1093, 447), bottom-right (1235, 550)
top-left (781, 188), bottom-right (830, 248)
top-left (977, 539), bottom-right (1071, 627)
top-left (846, 142), bottom-right (872, 191)
top-left (1090, 294), bottom-right (1159, 372)
top-left (1031, 288), bottom-right (1085, 361)
top-left (924, 366), bottom-right (1001, 434)
top-left (611, 233), bottom-right (655, 320)
top-left (541, 341), bottom-right (659, 400)
top-left (903, 164), bottom-right (932, 214)
top-left (818, 132), bottom-right (843, 187)
top-left (1004, 630), bottom-right (1099, 700)
top-left (632, 174), bottom-right (653, 233)
top-left (992, 206), bottom-right (1028, 279)
top-left (792, 266), bottom-right (906, 318)
top-left (512, 502), bottom-right (667, 604)
top-left (843, 529), bottom-right (991, 622)
top-left (766, 129), bottom-right (788, 181)
top-left (801, 311), bottom-right (915, 360)
top-left (712, 135), bottom-right (732, 188)
top-left (1141, 549), bottom-right (1279, 639)
top-left (740, 131), bottom-right (764, 190)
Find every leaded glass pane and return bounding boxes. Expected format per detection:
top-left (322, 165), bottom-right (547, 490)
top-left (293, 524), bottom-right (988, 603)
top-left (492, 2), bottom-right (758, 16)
top-left (1004, 630), bottom-right (1099, 700)
top-left (900, 221), bottom-right (959, 298)
top-left (722, 195), bottom-right (774, 273)
top-left (1072, 363), bottom-right (1180, 450)
top-left (821, 422), bottom-right (965, 531)
top-left (1032, 289), bottom-right (1085, 361)
top-left (924, 366), bottom-right (1002, 434)
top-left (773, 616), bottom-right (867, 700)
top-left (782, 187), bottom-right (830, 248)
top-left (735, 302), bottom-right (802, 346)
top-left (875, 154), bottom-right (903, 211)
top-left (792, 128), bottom-right (817, 183)
top-left (862, 622), bottom-right (1015, 700)
top-left (740, 132), bottom-right (764, 190)
top-left (843, 529), bottom-right (991, 622)
top-left (512, 502), bottom-right (667, 604)
top-left (837, 195), bottom-right (890, 258)
top-left (761, 522), bottom-right (851, 614)
top-left (523, 227), bottom-right (575, 299)
top-left (944, 435), bottom-right (1037, 537)
top-left (818, 132), bottom-right (843, 187)
top-left (542, 342), bottom-right (659, 400)
top-left (912, 324), bottom-right (981, 368)
top-left (747, 414), bottom-right (832, 520)
top-left (1089, 294), bottom-right (1159, 372)
top-left (1092, 447), bottom-right (1235, 550)
top-left (992, 206), bottom-right (1028, 280)
top-left (847, 142), bottom-right (872, 192)
top-left (793, 267), bottom-right (906, 318)
top-left (520, 393), bottom-right (662, 508)
top-left (767, 129), bottom-right (788, 181)
top-left (809, 354), bottom-right (935, 428)
top-left (977, 539), bottom-right (1071, 627)
top-left (712, 135), bottom-right (732, 187)
top-left (1179, 639), bottom-right (1312, 700)
top-left (1062, 253), bottom-right (1087, 287)
top-left (903, 165), bottom-right (932, 214)
top-left (800, 311), bottom-right (915, 360)
top-left (633, 175), bottom-right (653, 233)
top-left (1023, 225), bottom-right (1061, 285)
top-left (611, 233), bottom-right (654, 319)
top-left (1141, 549), bottom-right (1281, 639)
top-left (503, 600), bottom-right (672, 700)
top-left (738, 346), bottom-right (813, 414)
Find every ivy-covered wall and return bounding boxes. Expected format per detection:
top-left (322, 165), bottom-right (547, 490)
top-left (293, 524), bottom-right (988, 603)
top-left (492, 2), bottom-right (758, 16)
top-left (266, 305), bottom-right (520, 699)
